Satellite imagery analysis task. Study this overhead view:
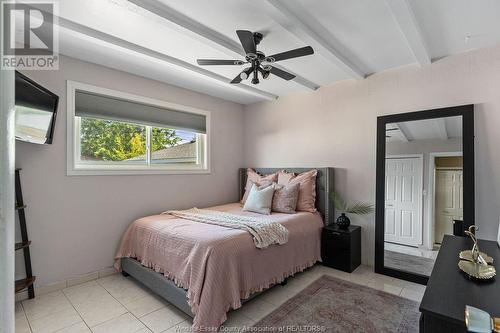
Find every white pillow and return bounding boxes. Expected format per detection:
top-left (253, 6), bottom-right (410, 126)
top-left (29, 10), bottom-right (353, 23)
top-left (243, 183), bottom-right (275, 215)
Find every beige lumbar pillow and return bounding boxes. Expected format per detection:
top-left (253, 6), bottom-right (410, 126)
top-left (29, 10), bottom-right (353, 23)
top-left (272, 183), bottom-right (300, 214)
top-left (243, 183), bottom-right (275, 215)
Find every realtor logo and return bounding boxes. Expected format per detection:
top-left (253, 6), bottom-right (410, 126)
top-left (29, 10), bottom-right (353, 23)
top-left (1, 1), bottom-right (59, 70)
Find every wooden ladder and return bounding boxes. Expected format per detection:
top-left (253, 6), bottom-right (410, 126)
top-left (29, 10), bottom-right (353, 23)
top-left (15, 169), bottom-right (35, 299)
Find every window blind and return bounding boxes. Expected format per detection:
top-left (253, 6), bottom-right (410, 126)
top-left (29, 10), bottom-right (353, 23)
top-left (75, 90), bottom-right (206, 133)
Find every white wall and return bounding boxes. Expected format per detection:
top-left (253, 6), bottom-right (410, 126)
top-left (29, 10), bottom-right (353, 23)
top-left (244, 44), bottom-right (500, 266)
top-left (16, 56), bottom-right (245, 285)
top-left (0, 64), bottom-right (16, 333)
top-left (386, 138), bottom-right (462, 249)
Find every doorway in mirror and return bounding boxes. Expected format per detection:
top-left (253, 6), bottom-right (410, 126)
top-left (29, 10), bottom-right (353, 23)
top-left (376, 105), bottom-right (474, 284)
top-left (383, 116), bottom-right (463, 277)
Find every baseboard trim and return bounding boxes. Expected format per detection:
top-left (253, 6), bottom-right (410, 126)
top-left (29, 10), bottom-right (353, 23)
top-left (16, 266), bottom-right (117, 302)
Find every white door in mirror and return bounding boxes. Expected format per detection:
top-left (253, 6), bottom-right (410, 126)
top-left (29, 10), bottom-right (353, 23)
top-left (385, 157), bottom-right (423, 246)
top-left (435, 170), bottom-right (463, 244)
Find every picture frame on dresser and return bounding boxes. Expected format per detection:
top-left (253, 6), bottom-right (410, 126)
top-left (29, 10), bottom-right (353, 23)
top-left (497, 219), bottom-right (500, 247)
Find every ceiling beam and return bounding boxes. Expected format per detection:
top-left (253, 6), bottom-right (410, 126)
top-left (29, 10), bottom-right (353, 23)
top-left (396, 123), bottom-right (412, 142)
top-left (264, 0), bottom-right (365, 79)
top-left (434, 118), bottom-right (448, 140)
top-left (128, 0), bottom-right (320, 91)
top-left (28, 4), bottom-right (277, 101)
top-left (386, 124), bottom-right (409, 142)
top-left (385, 0), bottom-right (431, 66)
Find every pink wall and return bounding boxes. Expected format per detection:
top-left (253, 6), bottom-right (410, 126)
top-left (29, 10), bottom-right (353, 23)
top-left (244, 44), bottom-right (500, 265)
top-left (16, 56), bottom-right (245, 285)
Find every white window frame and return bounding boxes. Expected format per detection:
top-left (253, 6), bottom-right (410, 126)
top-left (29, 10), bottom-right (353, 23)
top-left (67, 81), bottom-right (210, 176)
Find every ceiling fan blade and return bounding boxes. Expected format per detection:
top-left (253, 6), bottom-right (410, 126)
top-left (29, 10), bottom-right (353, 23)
top-left (231, 67), bottom-right (253, 84)
top-left (236, 30), bottom-right (256, 55)
top-left (230, 74), bottom-right (243, 84)
top-left (197, 59), bottom-right (245, 66)
top-left (266, 46), bottom-right (314, 62)
top-left (269, 66), bottom-right (295, 81)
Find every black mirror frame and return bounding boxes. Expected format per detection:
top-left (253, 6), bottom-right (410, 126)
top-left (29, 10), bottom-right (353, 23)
top-left (375, 104), bottom-right (475, 285)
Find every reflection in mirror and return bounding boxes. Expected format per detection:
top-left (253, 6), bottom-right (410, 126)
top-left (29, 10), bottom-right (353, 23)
top-left (384, 116), bottom-right (463, 276)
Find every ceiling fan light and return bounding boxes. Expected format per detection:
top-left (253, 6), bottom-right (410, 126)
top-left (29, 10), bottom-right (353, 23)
top-left (246, 53), bottom-right (257, 61)
top-left (240, 71), bottom-right (248, 80)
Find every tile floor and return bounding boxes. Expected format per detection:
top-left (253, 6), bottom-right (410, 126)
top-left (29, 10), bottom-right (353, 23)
top-left (385, 243), bottom-right (439, 260)
top-left (15, 264), bottom-right (426, 333)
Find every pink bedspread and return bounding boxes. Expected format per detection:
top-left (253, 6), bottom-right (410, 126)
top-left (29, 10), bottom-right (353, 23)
top-left (115, 203), bottom-right (323, 330)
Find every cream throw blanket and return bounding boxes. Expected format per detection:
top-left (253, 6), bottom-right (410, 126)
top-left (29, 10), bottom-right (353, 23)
top-left (164, 208), bottom-right (289, 248)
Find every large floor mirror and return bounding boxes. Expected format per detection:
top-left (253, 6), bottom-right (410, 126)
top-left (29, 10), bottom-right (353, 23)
top-left (375, 105), bottom-right (475, 284)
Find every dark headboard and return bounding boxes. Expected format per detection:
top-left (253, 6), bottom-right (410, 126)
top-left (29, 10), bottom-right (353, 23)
top-left (239, 168), bottom-right (335, 225)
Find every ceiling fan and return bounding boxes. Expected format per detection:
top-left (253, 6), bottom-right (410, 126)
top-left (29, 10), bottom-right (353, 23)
top-left (196, 30), bottom-right (314, 85)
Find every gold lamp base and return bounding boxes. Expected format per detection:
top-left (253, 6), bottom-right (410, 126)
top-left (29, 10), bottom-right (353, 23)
top-left (458, 226), bottom-right (496, 280)
top-left (460, 250), bottom-right (494, 265)
top-left (458, 260), bottom-right (496, 280)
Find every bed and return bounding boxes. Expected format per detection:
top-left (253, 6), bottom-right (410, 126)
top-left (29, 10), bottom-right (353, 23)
top-left (116, 167), bottom-right (334, 329)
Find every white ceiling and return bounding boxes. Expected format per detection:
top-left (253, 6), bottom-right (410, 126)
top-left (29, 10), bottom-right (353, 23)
top-left (23, 0), bottom-right (500, 104)
top-left (386, 116), bottom-right (462, 142)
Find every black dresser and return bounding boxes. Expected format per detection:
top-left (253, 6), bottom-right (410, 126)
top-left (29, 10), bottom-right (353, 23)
top-left (321, 224), bottom-right (361, 273)
top-left (420, 235), bottom-right (500, 332)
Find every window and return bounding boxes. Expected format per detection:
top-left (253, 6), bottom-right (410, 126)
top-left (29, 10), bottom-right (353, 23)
top-left (68, 81), bottom-right (209, 175)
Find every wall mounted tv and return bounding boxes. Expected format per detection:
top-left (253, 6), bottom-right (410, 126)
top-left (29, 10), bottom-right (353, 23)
top-left (15, 71), bottom-right (59, 144)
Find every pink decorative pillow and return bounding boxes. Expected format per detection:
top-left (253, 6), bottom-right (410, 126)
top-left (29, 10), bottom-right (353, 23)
top-left (272, 183), bottom-right (300, 214)
top-left (278, 169), bottom-right (318, 213)
top-left (241, 169), bottom-right (278, 204)
top-left (277, 170), bottom-right (295, 185)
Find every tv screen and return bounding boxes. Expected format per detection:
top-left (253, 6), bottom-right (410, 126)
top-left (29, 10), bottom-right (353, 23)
top-left (15, 71), bottom-right (59, 144)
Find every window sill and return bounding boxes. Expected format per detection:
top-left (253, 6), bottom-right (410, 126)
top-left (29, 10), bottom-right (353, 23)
top-left (67, 166), bottom-right (211, 176)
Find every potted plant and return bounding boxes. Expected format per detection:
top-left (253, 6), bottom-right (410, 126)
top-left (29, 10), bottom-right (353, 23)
top-left (331, 192), bottom-right (374, 229)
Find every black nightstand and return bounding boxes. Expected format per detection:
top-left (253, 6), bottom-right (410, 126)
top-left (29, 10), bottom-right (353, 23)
top-left (321, 224), bottom-right (361, 273)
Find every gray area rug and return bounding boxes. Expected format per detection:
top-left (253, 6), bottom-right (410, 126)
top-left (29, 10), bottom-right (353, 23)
top-left (254, 275), bottom-right (419, 333)
top-left (384, 250), bottom-right (435, 276)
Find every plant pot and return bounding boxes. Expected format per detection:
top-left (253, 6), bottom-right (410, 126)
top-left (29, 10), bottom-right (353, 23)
top-left (336, 213), bottom-right (351, 229)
